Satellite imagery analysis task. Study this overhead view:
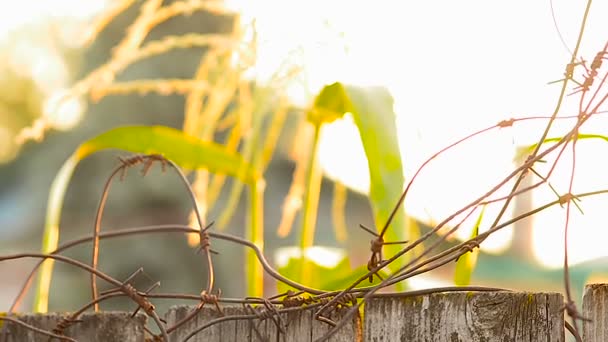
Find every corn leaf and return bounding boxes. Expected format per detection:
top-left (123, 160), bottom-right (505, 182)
top-left (313, 82), bottom-right (410, 279)
top-left (34, 125), bottom-right (254, 312)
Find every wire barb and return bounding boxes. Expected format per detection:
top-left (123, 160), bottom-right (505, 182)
top-left (50, 317), bottom-right (83, 340)
top-left (244, 297), bottom-right (286, 336)
top-left (117, 154), bottom-right (168, 180)
top-left (199, 289), bottom-right (224, 316)
top-left (359, 224), bottom-right (408, 283)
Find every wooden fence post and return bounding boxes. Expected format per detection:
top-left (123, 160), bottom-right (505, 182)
top-left (583, 283), bottom-right (608, 341)
top-left (0, 291), bottom-right (572, 341)
top-left (1, 311), bottom-right (146, 342)
top-left (165, 304), bottom-right (361, 342)
top-left (364, 291), bottom-right (564, 341)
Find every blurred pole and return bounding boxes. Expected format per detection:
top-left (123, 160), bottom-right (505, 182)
top-left (509, 171), bottom-right (536, 261)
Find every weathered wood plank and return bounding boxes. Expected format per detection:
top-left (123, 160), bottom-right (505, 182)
top-left (278, 307), bottom-right (312, 342)
top-left (233, 306), bottom-right (253, 341)
top-left (250, 307), bottom-right (268, 342)
top-left (364, 291), bottom-right (564, 342)
top-left (166, 304), bottom-right (361, 342)
top-left (583, 283), bottom-right (608, 342)
top-left (0, 311), bottom-right (146, 342)
top-left (310, 306), bottom-right (362, 342)
top-left (0, 290), bottom-right (571, 341)
top-left (165, 305), bottom-right (225, 342)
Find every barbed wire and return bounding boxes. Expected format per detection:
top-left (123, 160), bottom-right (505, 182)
top-left (4, 78), bottom-right (608, 338)
top-left (2, 0), bottom-right (608, 340)
top-left (5, 90), bottom-right (608, 339)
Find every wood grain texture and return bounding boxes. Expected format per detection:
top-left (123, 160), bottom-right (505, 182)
top-left (165, 304), bottom-right (361, 342)
top-left (1, 311), bottom-right (146, 342)
top-left (0, 290), bottom-right (570, 341)
top-left (583, 283), bottom-right (608, 342)
top-left (364, 291), bottom-right (564, 342)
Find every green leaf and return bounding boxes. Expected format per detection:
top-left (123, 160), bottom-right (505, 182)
top-left (277, 254), bottom-right (350, 294)
top-left (308, 82), bottom-right (348, 125)
top-left (77, 125), bottom-right (258, 182)
top-left (517, 133), bottom-right (608, 161)
top-left (34, 125), bottom-right (255, 312)
top-left (319, 264), bottom-right (389, 291)
top-left (454, 205), bottom-right (486, 286)
top-left (314, 82), bottom-right (411, 281)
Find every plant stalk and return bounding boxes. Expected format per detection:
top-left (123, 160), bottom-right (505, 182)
top-left (246, 178), bottom-right (265, 296)
top-left (298, 123), bottom-right (323, 281)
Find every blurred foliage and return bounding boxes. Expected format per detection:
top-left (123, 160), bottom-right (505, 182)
top-left (309, 83), bottom-right (412, 281)
top-left (0, 66), bottom-right (43, 161)
top-left (23, 0), bottom-right (411, 312)
top-left (0, 12), bottom-right (92, 163)
top-left (276, 249), bottom-right (388, 293)
top-left (35, 124), bottom-right (258, 312)
top-left (454, 205), bottom-right (485, 286)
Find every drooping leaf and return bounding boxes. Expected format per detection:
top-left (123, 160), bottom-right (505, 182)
top-left (77, 125), bottom-right (258, 181)
top-left (34, 125), bottom-right (255, 312)
top-left (345, 85), bottom-right (408, 263)
top-left (313, 82), bottom-right (410, 279)
top-left (308, 82), bottom-right (348, 125)
top-left (454, 205), bottom-right (486, 286)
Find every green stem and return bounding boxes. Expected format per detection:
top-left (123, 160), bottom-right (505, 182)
top-left (331, 181), bottom-right (348, 243)
top-left (246, 179), bottom-right (265, 297)
top-left (34, 155), bottom-right (79, 312)
top-left (299, 123), bottom-right (323, 281)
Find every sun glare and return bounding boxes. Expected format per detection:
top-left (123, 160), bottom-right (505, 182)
top-left (43, 90), bottom-right (87, 131)
top-left (0, 0), bottom-right (108, 162)
top-left (230, 0), bottom-right (608, 266)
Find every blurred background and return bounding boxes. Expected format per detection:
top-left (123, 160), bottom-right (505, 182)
top-left (1, 0), bottom-right (608, 318)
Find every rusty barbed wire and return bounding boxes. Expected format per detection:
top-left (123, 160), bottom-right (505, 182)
top-left (0, 316), bottom-right (78, 342)
top-left (570, 42), bottom-right (608, 102)
top-left (5, 95), bottom-right (608, 339)
top-left (2, 38), bottom-right (607, 341)
top-left (315, 40), bottom-right (608, 339)
top-left (90, 153), bottom-right (217, 314)
top-left (50, 273), bottom-right (155, 342)
top-left (90, 154), bottom-right (167, 311)
top-left (0, 216), bottom-right (517, 340)
top-left (6, 99), bottom-right (608, 339)
top-left (0, 253), bottom-right (169, 341)
top-left (3, 184), bottom-right (608, 340)
top-left (243, 296), bottom-right (286, 339)
top-left (8, 0), bottom-right (608, 341)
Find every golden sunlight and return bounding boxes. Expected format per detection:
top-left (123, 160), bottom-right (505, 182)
top-left (0, 0), bottom-right (108, 161)
top-left (230, 0), bottom-right (608, 267)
